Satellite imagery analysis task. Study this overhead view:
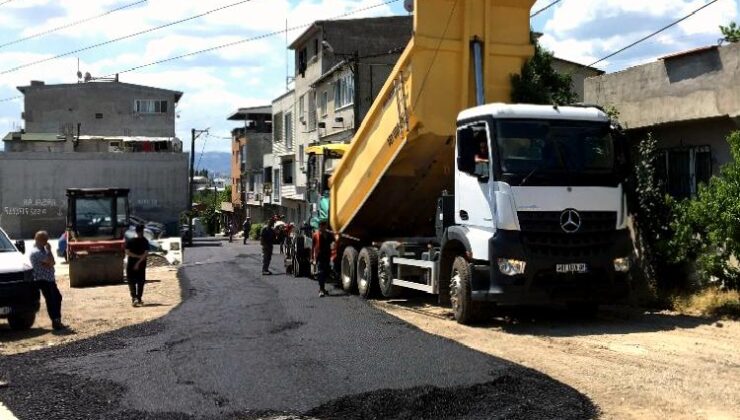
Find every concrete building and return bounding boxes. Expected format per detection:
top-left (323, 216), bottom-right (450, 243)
top-left (227, 105), bottom-right (272, 224)
top-left (584, 43), bottom-right (740, 198)
top-left (269, 90), bottom-right (298, 222)
top-left (0, 78), bottom-right (188, 237)
top-left (17, 79), bottom-right (181, 138)
top-left (261, 16), bottom-right (412, 224)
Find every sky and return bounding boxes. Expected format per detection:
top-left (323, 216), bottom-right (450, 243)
top-left (0, 0), bottom-right (737, 153)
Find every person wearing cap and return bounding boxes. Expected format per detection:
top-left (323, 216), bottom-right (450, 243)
top-left (125, 224), bottom-right (149, 307)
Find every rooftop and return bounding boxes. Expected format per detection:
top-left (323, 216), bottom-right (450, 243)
top-left (227, 105), bottom-right (272, 121)
top-left (289, 15), bottom-right (411, 50)
top-left (17, 80), bottom-right (184, 103)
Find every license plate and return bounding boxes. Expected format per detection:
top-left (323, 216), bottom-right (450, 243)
top-left (0, 307), bottom-right (10, 316)
top-left (556, 263), bottom-right (588, 274)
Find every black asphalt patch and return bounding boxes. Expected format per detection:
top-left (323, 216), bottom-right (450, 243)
top-left (0, 242), bottom-right (596, 419)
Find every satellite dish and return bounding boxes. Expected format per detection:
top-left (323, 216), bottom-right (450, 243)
top-left (404, 0), bottom-right (414, 12)
top-left (84, 72), bottom-right (92, 82)
top-left (76, 71), bottom-right (83, 80)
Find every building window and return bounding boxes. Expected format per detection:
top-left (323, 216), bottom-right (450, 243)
top-left (135, 99), bottom-right (168, 114)
top-left (95, 113), bottom-right (103, 119)
top-left (320, 91), bottom-right (328, 117)
top-left (299, 95), bottom-right (305, 122)
top-left (334, 73), bottom-right (354, 110)
top-left (273, 111), bottom-right (283, 142)
top-left (313, 38), bottom-right (319, 58)
top-left (308, 90), bottom-right (317, 131)
top-left (298, 47), bottom-right (308, 77)
top-left (282, 159), bottom-right (294, 185)
top-left (273, 168), bottom-right (281, 201)
top-left (285, 112), bottom-right (293, 150)
top-left (658, 146), bottom-right (712, 198)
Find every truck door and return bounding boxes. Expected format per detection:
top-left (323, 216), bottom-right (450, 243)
top-left (455, 122), bottom-right (494, 228)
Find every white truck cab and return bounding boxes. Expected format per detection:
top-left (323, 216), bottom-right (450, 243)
top-left (442, 104), bottom-right (632, 315)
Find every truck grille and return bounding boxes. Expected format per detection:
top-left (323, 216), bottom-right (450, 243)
top-left (0, 271), bottom-right (27, 283)
top-left (517, 211), bottom-right (617, 258)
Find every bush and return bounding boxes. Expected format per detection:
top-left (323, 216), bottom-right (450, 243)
top-left (668, 131), bottom-right (740, 291)
top-left (628, 133), bottom-right (680, 294)
top-left (250, 223), bottom-right (263, 240)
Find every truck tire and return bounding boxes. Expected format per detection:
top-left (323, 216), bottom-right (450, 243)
top-left (341, 247), bottom-right (359, 293)
top-left (357, 247), bottom-right (379, 299)
top-left (450, 256), bottom-right (482, 324)
top-left (8, 312), bottom-right (36, 331)
top-left (378, 242), bottom-right (402, 298)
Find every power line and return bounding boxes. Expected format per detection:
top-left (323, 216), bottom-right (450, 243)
top-left (196, 134), bottom-right (211, 171)
top-left (0, 0), bottom-right (257, 74)
top-left (0, 0), bottom-right (15, 6)
top-left (0, 0), bottom-right (401, 103)
top-left (585, 0), bottom-right (721, 69)
top-left (100, 0), bottom-right (401, 78)
top-left (0, 0), bottom-right (147, 50)
top-left (531, 0), bottom-right (561, 18)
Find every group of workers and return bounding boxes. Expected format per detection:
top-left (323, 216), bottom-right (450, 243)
top-left (244, 215), bottom-right (333, 298)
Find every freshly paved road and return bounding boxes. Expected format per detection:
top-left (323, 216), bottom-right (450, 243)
top-left (0, 239), bottom-right (595, 419)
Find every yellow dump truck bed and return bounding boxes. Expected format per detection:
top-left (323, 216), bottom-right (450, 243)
top-left (330, 0), bottom-right (535, 238)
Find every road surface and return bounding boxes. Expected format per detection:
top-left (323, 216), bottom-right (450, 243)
top-left (0, 239), bottom-right (594, 419)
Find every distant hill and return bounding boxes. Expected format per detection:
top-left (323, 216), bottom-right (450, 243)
top-left (195, 152), bottom-right (231, 177)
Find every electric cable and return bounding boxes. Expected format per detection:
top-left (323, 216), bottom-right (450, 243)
top-left (0, 0), bottom-right (148, 49)
top-left (0, 0), bottom-right (257, 74)
top-left (531, 0), bottom-right (561, 18)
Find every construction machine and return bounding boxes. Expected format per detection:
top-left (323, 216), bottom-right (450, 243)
top-left (66, 188), bottom-right (130, 287)
top-left (312, 0), bottom-right (632, 324)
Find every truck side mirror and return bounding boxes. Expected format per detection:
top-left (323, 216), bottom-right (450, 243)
top-left (15, 240), bottom-right (25, 254)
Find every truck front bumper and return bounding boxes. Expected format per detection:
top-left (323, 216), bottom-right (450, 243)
top-left (0, 281), bottom-right (41, 317)
top-left (470, 229), bottom-right (632, 305)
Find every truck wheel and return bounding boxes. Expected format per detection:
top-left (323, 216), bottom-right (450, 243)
top-left (357, 247), bottom-right (379, 299)
top-left (8, 312), bottom-right (36, 331)
top-left (450, 256), bottom-right (481, 325)
top-left (341, 247), bottom-right (359, 293)
top-left (378, 242), bottom-right (401, 298)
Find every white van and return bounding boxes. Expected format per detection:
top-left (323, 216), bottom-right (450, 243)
top-left (0, 228), bottom-right (39, 331)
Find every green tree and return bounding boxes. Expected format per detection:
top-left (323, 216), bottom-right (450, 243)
top-left (720, 22), bottom-right (740, 43)
top-left (511, 35), bottom-right (577, 105)
top-left (669, 131), bottom-right (740, 291)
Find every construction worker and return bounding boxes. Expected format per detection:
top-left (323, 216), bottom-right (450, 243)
top-left (243, 217), bottom-right (252, 244)
top-left (260, 217), bottom-right (277, 275)
top-left (313, 220), bottom-right (332, 297)
top-left (125, 224), bottom-right (149, 307)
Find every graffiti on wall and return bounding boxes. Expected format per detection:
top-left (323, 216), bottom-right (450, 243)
top-left (3, 198), bottom-right (64, 217)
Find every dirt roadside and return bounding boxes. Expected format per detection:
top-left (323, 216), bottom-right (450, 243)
top-left (0, 265), bottom-right (181, 356)
top-left (374, 300), bottom-right (740, 420)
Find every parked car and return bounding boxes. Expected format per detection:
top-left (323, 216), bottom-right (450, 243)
top-left (129, 215), bottom-right (165, 239)
top-left (0, 227), bottom-right (39, 331)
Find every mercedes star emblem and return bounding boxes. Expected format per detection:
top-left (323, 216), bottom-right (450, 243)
top-left (560, 209), bottom-right (582, 233)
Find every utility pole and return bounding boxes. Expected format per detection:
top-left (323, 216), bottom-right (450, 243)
top-left (188, 128), bottom-right (208, 245)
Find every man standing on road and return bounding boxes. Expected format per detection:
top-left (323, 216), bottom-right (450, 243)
top-left (313, 220), bottom-right (332, 297)
top-left (125, 224), bottom-right (149, 307)
top-left (29, 230), bottom-right (66, 330)
top-left (243, 217), bottom-right (252, 245)
top-left (261, 217), bottom-right (276, 275)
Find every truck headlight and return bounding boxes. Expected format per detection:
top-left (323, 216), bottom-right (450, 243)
top-left (497, 258), bottom-right (526, 276)
top-left (614, 257), bottom-right (631, 272)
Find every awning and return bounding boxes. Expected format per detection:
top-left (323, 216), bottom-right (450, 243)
top-left (306, 143), bottom-right (350, 158)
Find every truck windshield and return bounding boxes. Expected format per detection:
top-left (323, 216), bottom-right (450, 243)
top-left (0, 230), bottom-right (14, 252)
top-left (75, 197), bottom-right (117, 238)
top-left (496, 119), bottom-right (616, 186)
